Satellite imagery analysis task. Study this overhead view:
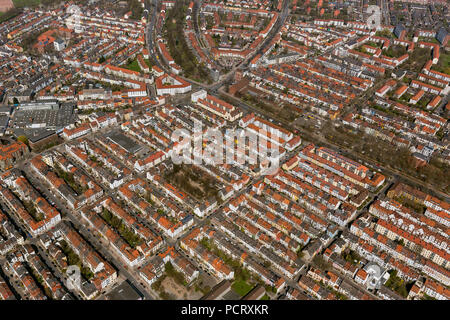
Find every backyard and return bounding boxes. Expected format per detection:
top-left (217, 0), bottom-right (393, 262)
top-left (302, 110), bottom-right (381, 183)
top-left (231, 279), bottom-right (254, 297)
top-left (432, 51), bottom-right (450, 75)
top-left (164, 164), bottom-right (220, 202)
top-left (163, 0), bottom-right (211, 83)
top-left (124, 59), bottom-right (141, 73)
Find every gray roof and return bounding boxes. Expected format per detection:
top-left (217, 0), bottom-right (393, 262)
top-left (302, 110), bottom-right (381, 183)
top-left (436, 27), bottom-right (448, 44)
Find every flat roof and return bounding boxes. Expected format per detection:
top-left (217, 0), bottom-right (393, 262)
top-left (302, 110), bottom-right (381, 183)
top-left (11, 104), bottom-right (75, 130)
top-left (201, 280), bottom-right (232, 300)
top-left (105, 131), bottom-right (143, 154)
top-left (102, 280), bottom-right (144, 300)
top-left (13, 128), bottom-right (56, 143)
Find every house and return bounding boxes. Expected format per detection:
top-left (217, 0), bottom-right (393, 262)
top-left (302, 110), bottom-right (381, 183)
top-left (54, 39), bottom-right (66, 51)
top-left (0, 142), bottom-right (29, 171)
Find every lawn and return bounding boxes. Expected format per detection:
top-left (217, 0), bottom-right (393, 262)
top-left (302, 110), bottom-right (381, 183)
top-left (232, 280), bottom-right (254, 297)
top-left (432, 52), bottom-right (450, 75)
top-left (382, 45), bottom-right (407, 58)
top-left (418, 36), bottom-right (439, 44)
top-left (375, 29), bottom-right (392, 38)
top-left (13, 0), bottom-right (40, 8)
top-left (124, 59), bottom-right (141, 72)
top-left (401, 47), bottom-right (431, 73)
top-left (144, 58), bottom-right (152, 68)
top-left (260, 294), bottom-right (270, 300)
top-left (164, 164), bottom-right (219, 202)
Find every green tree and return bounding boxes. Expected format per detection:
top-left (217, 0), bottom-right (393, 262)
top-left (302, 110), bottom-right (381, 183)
top-left (17, 135), bottom-right (29, 146)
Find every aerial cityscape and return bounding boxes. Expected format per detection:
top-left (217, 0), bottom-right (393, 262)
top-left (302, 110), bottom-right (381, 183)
top-left (0, 0), bottom-right (449, 304)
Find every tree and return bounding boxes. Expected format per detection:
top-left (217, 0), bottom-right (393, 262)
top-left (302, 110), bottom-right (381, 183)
top-left (313, 255), bottom-right (330, 270)
top-left (385, 270), bottom-right (409, 298)
top-left (17, 135), bottom-right (29, 146)
top-left (129, 0), bottom-right (143, 20)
